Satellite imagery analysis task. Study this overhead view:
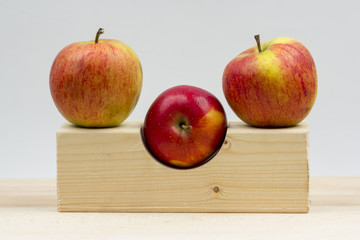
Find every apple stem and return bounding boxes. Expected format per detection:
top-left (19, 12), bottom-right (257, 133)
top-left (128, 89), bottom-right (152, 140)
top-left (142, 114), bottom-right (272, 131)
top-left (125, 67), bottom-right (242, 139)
top-left (95, 28), bottom-right (104, 44)
top-left (180, 123), bottom-right (192, 131)
top-left (254, 34), bottom-right (262, 52)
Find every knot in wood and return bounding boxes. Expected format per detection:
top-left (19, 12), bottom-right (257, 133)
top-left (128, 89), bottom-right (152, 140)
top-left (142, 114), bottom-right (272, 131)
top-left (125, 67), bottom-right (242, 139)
top-left (222, 138), bottom-right (230, 150)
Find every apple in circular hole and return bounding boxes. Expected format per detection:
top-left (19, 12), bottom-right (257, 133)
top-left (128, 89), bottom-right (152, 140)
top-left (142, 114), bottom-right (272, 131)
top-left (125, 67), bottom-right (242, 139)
top-left (223, 35), bottom-right (317, 127)
top-left (142, 85), bottom-right (227, 169)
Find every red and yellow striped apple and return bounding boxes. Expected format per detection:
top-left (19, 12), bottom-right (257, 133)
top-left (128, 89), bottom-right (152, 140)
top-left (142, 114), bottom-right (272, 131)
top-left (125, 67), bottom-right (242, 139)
top-left (50, 28), bottom-right (142, 127)
top-left (142, 85), bottom-right (227, 169)
top-left (223, 35), bottom-right (317, 127)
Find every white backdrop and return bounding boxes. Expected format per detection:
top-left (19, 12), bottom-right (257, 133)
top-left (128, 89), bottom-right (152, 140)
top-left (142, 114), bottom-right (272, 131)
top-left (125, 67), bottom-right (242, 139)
top-left (0, 0), bottom-right (359, 178)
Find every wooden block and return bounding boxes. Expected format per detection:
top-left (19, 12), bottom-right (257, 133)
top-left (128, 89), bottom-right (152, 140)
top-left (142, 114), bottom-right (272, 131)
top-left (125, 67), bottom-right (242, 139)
top-left (57, 121), bottom-right (309, 213)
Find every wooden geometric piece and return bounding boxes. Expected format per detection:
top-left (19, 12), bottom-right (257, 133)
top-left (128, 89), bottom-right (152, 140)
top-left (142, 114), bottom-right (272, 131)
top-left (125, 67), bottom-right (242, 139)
top-left (57, 121), bottom-right (309, 213)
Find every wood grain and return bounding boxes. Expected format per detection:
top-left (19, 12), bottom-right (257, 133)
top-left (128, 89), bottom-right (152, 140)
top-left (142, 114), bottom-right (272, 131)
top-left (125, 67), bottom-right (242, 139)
top-left (2, 178), bottom-right (359, 208)
top-left (56, 121), bottom-right (309, 212)
top-left (1, 178), bottom-right (359, 240)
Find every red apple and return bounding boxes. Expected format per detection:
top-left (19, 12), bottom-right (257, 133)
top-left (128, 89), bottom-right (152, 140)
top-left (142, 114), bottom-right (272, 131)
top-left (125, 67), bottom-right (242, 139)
top-left (142, 85), bottom-right (227, 169)
top-left (50, 28), bottom-right (143, 127)
top-left (223, 35), bottom-right (317, 127)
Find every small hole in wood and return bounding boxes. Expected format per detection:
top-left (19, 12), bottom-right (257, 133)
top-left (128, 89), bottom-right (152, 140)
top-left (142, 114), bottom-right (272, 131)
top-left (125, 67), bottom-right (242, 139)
top-left (213, 186), bottom-right (220, 193)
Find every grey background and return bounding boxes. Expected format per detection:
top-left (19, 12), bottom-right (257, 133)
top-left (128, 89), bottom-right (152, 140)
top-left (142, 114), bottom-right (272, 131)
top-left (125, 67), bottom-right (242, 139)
top-left (0, 0), bottom-right (359, 178)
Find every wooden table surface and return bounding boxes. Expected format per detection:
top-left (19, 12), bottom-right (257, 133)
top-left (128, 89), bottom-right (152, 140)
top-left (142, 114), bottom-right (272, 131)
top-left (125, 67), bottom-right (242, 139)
top-left (1, 177), bottom-right (359, 239)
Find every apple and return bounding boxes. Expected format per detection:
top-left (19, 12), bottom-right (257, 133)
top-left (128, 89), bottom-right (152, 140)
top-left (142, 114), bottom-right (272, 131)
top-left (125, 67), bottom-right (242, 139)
top-left (222, 35), bottom-right (317, 127)
top-left (50, 28), bottom-right (143, 127)
top-left (142, 85), bottom-right (227, 169)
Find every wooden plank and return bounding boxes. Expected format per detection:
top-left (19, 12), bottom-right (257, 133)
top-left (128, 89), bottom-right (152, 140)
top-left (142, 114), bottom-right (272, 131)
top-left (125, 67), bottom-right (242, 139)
top-left (2, 178), bottom-right (358, 208)
top-left (56, 121), bottom-right (309, 212)
top-left (0, 177), bottom-right (360, 208)
top-left (1, 178), bottom-right (359, 239)
top-left (0, 179), bottom-right (56, 207)
top-left (309, 177), bottom-right (360, 206)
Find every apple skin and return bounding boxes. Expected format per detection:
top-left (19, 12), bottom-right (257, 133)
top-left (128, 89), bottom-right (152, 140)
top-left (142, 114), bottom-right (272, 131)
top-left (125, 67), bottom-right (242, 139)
top-left (142, 85), bottom-right (227, 169)
top-left (50, 37), bottom-right (142, 127)
top-left (223, 37), bottom-right (317, 127)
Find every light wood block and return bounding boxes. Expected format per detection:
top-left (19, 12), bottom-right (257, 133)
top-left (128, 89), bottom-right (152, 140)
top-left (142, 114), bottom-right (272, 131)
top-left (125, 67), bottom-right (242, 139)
top-left (56, 121), bottom-right (309, 213)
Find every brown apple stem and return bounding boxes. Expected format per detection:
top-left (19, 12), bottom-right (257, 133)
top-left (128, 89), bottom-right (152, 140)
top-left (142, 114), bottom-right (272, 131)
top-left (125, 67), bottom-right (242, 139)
top-left (254, 34), bottom-right (262, 52)
top-left (180, 123), bottom-right (192, 131)
top-left (95, 28), bottom-right (104, 44)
